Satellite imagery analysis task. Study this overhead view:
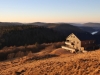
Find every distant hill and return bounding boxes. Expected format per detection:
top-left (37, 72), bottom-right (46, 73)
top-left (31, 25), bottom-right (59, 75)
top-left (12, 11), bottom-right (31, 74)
top-left (70, 23), bottom-right (100, 33)
top-left (0, 22), bottom-right (96, 35)
top-left (70, 23), bottom-right (83, 26)
top-left (83, 23), bottom-right (100, 27)
top-left (43, 23), bottom-right (88, 36)
top-left (27, 22), bottom-right (47, 26)
top-left (28, 22), bottom-right (100, 34)
top-left (0, 22), bottom-right (23, 26)
top-left (78, 26), bottom-right (96, 33)
top-left (83, 23), bottom-right (100, 31)
top-left (26, 23), bottom-right (88, 36)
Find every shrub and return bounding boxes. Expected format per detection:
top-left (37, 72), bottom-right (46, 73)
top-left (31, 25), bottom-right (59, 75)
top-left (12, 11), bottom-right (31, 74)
top-left (7, 53), bottom-right (15, 59)
top-left (15, 51), bottom-right (24, 58)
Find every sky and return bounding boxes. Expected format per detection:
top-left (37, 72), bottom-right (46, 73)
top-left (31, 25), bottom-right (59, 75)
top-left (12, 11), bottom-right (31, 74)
top-left (0, 0), bottom-right (100, 23)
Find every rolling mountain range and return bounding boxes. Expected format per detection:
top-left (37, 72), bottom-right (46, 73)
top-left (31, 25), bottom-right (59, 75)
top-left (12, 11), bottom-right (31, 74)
top-left (0, 22), bottom-right (92, 49)
top-left (28, 22), bottom-right (100, 32)
top-left (0, 22), bottom-right (100, 33)
top-left (44, 23), bottom-right (86, 35)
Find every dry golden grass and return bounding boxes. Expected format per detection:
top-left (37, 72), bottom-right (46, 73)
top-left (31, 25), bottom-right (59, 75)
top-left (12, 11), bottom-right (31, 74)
top-left (0, 47), bottom-right (100, 75)
top-left (0, 42), bottom-right (64, 61)
top-left (50, 48), bottom-right (71, 55)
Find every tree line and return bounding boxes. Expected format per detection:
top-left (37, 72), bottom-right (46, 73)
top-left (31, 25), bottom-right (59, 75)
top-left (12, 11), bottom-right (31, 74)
top-left (0, 25), bottom-right (65, 49)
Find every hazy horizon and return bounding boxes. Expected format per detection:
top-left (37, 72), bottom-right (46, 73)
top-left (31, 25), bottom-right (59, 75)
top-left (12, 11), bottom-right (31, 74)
top-left (0, 0), bottom-right (100, 23)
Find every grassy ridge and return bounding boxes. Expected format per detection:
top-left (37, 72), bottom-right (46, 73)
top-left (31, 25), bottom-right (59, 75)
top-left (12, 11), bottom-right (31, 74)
top-left (0, 47), bottom-right (100, 75)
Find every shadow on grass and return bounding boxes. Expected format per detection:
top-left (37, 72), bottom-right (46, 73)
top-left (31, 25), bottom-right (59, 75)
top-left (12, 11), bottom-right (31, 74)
top-left (27, 54), bottom-right (59, 61)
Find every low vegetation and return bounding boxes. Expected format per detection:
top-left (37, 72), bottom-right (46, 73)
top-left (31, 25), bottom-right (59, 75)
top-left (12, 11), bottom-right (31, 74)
top-left (0, 47), bottom-right (100, 75)
top-left (0, 42), bottom-right (64, 61)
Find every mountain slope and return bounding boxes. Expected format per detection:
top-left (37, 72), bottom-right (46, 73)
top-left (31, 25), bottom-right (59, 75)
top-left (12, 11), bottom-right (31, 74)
top-left (79, 26), bottom-right (96, 33)
top-left (83, 23), bottom-right (100, 31)
top-left (83, 23), bottom-right (100, 27)
top-left (44, 23), bottom-right (87, 36)
top-left (0, 25), bottom-right (64, 49)
top-left (0, 49), bottom-right (100, 75)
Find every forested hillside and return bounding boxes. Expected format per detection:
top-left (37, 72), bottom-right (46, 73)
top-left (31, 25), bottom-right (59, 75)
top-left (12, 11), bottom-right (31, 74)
top-left (0, 23), bottom-right (92, 49)
top-left (43, 23), bottom-right (87, 35)
top-left (0, 25), bottom-right (64, 49)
